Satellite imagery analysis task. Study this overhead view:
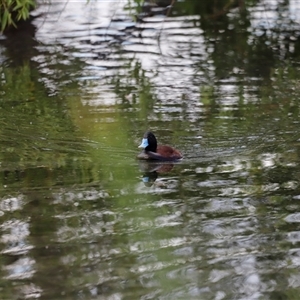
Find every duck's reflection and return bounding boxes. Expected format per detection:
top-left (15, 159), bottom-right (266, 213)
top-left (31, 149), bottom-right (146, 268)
top-left (138, 161), bottom-right (174, 187)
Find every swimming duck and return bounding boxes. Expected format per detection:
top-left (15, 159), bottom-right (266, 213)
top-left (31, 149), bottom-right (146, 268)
top-left (137, 131), bottom-right (182, 161)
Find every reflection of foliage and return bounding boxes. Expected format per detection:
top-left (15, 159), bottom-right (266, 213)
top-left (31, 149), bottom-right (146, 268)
top-left (112, 60), bottom-right (157, 121)
top-left (176, 0), bottom-right (255, 18)
top-left (0, 64), bottom-right (86, 172)
top-left (200, 62), bottom-right (300, 155)
top-left (125, 0), bottom-right (174, 20)
top-left (126, 0), bottom-right (300, 82)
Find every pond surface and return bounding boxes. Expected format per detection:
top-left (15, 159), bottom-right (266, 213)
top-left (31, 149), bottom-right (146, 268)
top-left (1, 0), bottom-right (300, 299)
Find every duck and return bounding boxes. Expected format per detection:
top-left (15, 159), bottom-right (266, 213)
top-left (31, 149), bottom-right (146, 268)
top-left (137, 131), bottom-right (182, 161)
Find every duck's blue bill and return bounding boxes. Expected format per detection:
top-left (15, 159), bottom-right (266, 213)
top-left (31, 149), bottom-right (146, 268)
top-left (142, 176), bottom-right (149, 183)
top-left (139, 138), bottom-right (149, 148)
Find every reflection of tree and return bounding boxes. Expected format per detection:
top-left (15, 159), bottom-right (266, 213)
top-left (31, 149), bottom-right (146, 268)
top-left (0, 64), bottom-right (84, 171)
top-left (1, 0), bottom-right (300, 298)
top-left (0, 14), bottom-right (108, 300)
top-left (112, 60), bottom-right (157, 123)
top-left (131, 0), bottom-right (300, 82)
top-left (108, 3), bottom-right (300, 297)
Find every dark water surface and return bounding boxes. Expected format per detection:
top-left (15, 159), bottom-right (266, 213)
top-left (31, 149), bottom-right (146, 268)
top-left (1, 0), bottom-right (300, 299)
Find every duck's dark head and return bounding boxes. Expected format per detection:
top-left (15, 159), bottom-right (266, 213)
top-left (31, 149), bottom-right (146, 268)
top-left (138, 131), bottom-right (157, 152)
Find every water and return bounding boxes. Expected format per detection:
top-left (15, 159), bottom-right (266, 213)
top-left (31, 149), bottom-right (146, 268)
top-left (1, 0), bottom-right (300, 299)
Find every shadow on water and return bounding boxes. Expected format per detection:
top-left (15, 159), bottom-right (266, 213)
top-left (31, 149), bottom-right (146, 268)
top-left (1, 0), bottom-right (300, 299)
top-left (1, 16), bottom-right (39, 66)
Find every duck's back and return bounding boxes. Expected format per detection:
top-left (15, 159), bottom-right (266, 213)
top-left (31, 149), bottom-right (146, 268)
top-left (157, 145), bottom-right (182, 159)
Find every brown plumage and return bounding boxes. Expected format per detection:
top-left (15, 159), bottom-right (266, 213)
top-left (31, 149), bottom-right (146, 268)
top-left (137, 131), bottom-right (182, 161)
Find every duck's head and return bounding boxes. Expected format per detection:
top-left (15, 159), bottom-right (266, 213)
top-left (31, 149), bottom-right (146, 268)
top-left (138, 131), bottom-right (157, 152)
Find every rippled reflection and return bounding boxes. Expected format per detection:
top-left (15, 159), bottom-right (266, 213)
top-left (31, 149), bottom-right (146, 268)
top-left (1, 0), bottom-right (300, 299)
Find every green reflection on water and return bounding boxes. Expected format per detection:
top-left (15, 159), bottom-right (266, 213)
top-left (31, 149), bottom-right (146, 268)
top-left (2, 0), bottom-right (300, 299)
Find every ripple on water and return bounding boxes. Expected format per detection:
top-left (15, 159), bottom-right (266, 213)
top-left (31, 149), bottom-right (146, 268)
top-left (4, 0), bottom-right (300, 299)
top-left (4, 257), bottom-right (35, 280)
top-left (286, 231), bottom-right (300, 244)
top-left (284, 213), bottom-right (300, 223)
top-left (0, 194), bottom-right (24, 213)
